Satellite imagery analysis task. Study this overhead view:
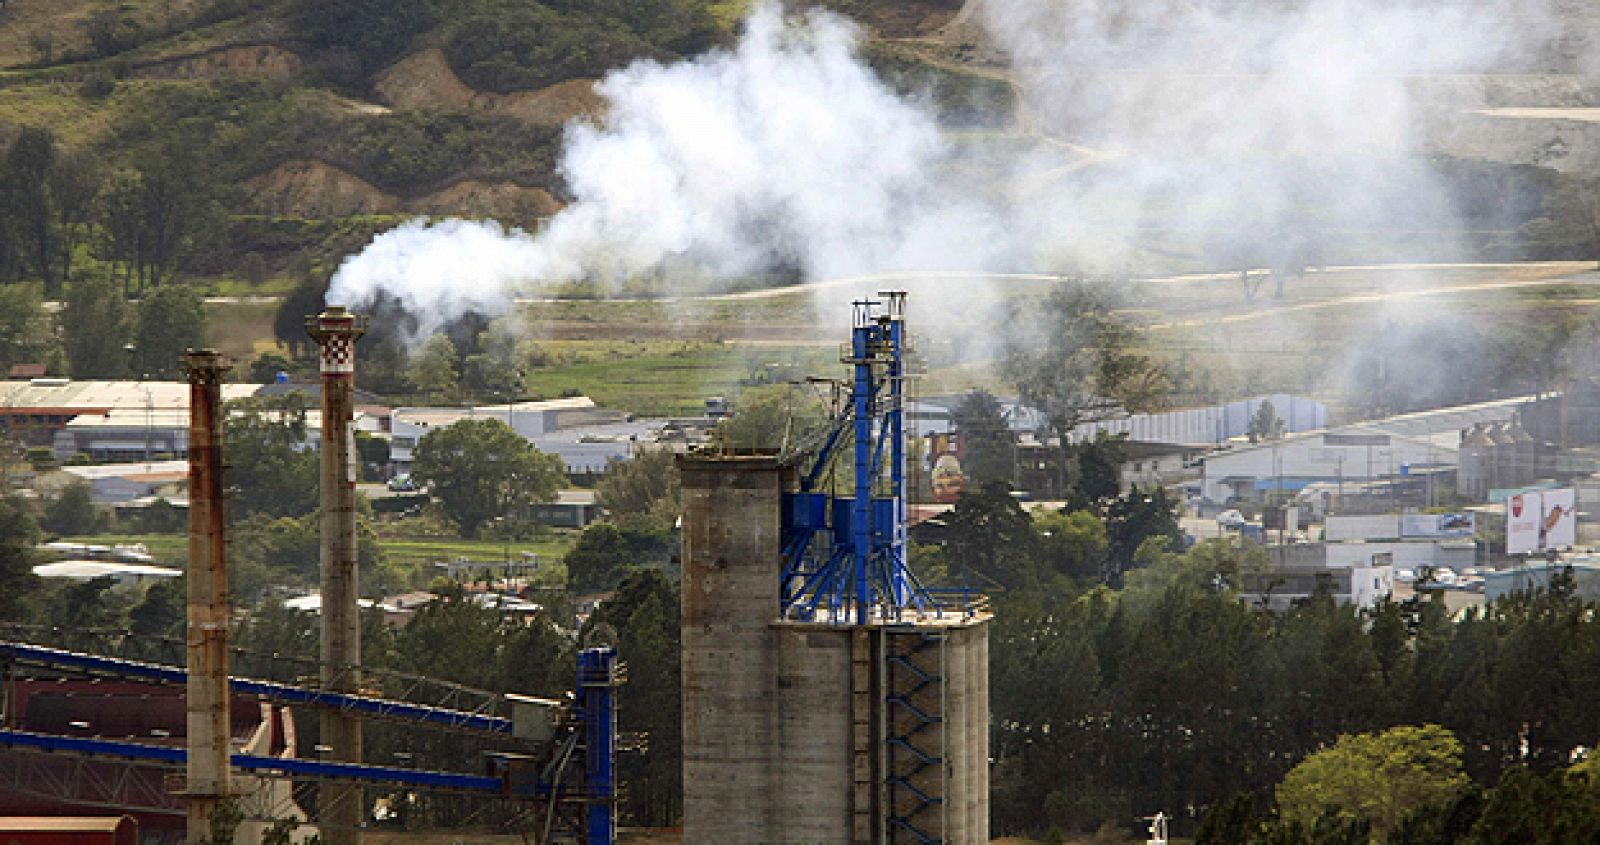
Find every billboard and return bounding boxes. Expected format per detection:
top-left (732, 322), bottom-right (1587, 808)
top-left (1400, 512), bottom-right (1476, 538)
top-left (1541, 488), bottom-right (1577, 551)
top-left (928, 432), bottom-right (966, 504)
top-left (1506, 489), bottom-right (1577, 554)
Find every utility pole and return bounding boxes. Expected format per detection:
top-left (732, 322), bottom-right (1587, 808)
top-left (183, 349), bottom-right (231, 843)
top-left (307, 306), bottom-right (368, 845)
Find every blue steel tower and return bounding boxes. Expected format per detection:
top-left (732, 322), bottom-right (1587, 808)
top-left (780, 291), bottom-right (935, 624)
top-left (680, 289), bottom-right (991, 844)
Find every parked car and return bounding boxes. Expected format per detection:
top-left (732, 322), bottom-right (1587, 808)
top-left (387, 474), bottom-right (419, 492)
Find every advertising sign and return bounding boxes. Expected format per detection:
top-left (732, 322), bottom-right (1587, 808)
top-left (928, 432), bottom-right (966, 504)
top-left (1541, 488), bottom-right (1577, 551)
top-left (1506, 489), bottom-right (1578, 554)
top-left (1400, 512), bottom-right (1476, 538)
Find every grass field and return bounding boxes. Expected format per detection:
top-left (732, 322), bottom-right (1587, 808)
top-left (378, 534), bottom-right (574, 576)
top-left (522, 340), bottom-right (834, 416)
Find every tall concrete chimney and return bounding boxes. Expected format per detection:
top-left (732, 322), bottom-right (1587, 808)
top-left (183, 349), bottom-right (231, 843)
top-left (307, 306), bottom-right (367, 844)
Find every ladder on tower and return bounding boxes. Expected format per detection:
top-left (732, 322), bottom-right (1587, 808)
top-left (884, 631), bottom-right (944, 845)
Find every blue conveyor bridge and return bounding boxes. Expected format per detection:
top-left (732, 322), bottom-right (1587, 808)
top-left (0, 640), bottom-right (619, 845)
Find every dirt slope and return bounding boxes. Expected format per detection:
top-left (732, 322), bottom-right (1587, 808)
top-left (374, 47), bottom-right (604, 128)
top-left (245, 158), bottom-right (563, 219)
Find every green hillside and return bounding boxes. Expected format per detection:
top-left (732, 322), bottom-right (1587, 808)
top-left (0, 0), bottom-right (971, 292)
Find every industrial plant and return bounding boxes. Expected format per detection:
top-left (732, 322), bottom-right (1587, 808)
top-left (0, 310), bottom-right (622, 845)
top-left (681, 294), bottom-right (990, 843)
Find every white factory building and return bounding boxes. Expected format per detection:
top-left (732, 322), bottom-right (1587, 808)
top-left (909, 392), bottom-right (1329, 446)
top-left (1199, 396), bottom-right (1532, 504)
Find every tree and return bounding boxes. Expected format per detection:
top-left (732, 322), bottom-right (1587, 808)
top-left (595, 448), bottom-right (680, 533)
top-left (44, 575), bottom-right (128, 630)
top-left (0, 283), bottom-right (59, 374)
top-left (944, 483), bottom-right (1038, 589)
top-left (224, 395), bottom-right (319, 521)
top-left (96, 169), bottom-right (146, 294)
top-left (1466, 764), bottom-right (1600, 844)
top-left (1275, 724), bottom-right (1471, 838)
top-left (81, 8), bottom-right (138, 57)
top-left (62, 273), bottom-right (130, 378)
top-left (50, 149), bottom-right (103, 283)
top-left (1032, 508), bottom-right (1107, 581)
top-left (27, 30), bottom-right (54, 64)
top-left (582, 570), bottom-right (682, 825)
top-left (1104, 485), bottom-right (1183, 581)
top-left (129, 578), bottom-right (184, 637)
top-left (407, 334), bottom-right (460, 400)
top-left (249, 351), bottom-right (294, 384)
top-left (6, 127), bottom-right (59, 294)
top-left (950, 390), bottom-right (1016, 489)
top-left (273, 271), bottom-right (326, 359)
top-left (290, 0), bottom-right (439, 76)
top-left (1067, 432), bottom-right (1126, 511)
top-left (566, 522), bottom-right (632, 594)
top-left (0, 497), bottom-right (42, 620)
top-left (1248, 399), bottom-right (1286, 443)
top-left (412, 418), bottom-right (565, 537)
top-left (43, 480), bottom-right (99, 536)
top-left (1002, 280), bottom-right (1167, 497)
top-left (712, 383), bottom-right (830, 453)
top-left (133, 283), bottom-right (205, 379)
top-left (96, 144), bottom-right (222, 293)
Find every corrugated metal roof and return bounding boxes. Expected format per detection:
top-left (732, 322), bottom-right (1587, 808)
top-left (0, 380), bottom-right (264, 412)
top-left (33, 561), bottom-right (182, 579)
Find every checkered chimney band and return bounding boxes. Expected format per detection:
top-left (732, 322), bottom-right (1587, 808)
top-left (320, 335), bottom-right (355, 374)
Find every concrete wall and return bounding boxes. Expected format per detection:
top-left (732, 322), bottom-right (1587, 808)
top-left (680, 456), bottom-right (788, 843)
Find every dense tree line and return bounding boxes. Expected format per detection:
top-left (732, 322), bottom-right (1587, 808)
top-left (990, 543), bottom-right (1600, 840)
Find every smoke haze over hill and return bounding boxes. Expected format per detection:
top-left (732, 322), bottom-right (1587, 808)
top-left (328, 0), bottom-right (1570, 338)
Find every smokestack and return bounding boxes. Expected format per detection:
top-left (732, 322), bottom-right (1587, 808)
top-left (182, 349), bottom-right (231, 843)
top-left (307, 306), bottom-right (368, 844)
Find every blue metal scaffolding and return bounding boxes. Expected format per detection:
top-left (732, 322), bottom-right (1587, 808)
top-left (780, 292), bottom-right (937, 624)
top-left (0, 642), bottom-right (622, 844)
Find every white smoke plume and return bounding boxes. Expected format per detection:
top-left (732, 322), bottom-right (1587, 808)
top-left (329, 0), bottom-right (1569, 344)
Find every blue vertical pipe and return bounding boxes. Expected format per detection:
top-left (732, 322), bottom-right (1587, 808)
top-left (579, 647), bottom-right (616, 845)
top-left (852, 304), bottom-right (875, 624)
top-left (886, 300), bottom-right (908, 606)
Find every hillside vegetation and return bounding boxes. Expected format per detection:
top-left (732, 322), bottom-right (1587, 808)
top-left (0, 0), bottom-right (973, 283)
